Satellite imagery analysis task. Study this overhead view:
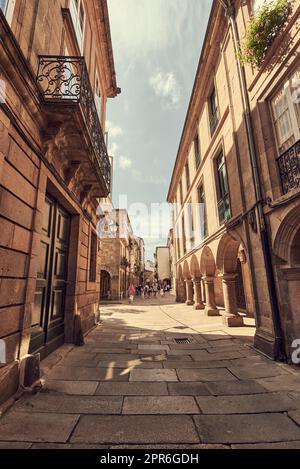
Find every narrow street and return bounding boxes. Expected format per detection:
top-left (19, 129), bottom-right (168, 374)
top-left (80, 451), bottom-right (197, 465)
top-left (0, 297), bottom-right (300, 449)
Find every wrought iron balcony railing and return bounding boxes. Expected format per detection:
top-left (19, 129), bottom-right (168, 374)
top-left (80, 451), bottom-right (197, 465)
top-left (277, 140), bottom-right (300, 194)
top-left (36, 55), bottom-right (111, 193)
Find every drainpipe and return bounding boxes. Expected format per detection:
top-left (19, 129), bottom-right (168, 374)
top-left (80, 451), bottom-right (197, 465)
top-left (217, 0), bottom-right (286, 360)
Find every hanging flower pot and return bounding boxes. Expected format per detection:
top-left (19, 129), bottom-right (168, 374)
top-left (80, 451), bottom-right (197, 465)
top-left (239, 0), bottom-right (294, 67)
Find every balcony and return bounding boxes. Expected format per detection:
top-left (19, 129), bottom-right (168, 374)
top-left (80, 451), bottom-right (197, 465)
top-left (277, 140), bottom-right (300, 195)
top-left (36, 55), bottom-right (111, 197)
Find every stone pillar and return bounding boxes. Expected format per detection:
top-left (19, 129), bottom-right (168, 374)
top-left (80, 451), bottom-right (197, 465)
top-left (222, 274), bottom-right (244, 326)
top-left (192, 278), bottom-right (205, 310)
top-left (185, 279), bottom-right (194, 306)
top-left (203, 276), bottom-right (219, 316)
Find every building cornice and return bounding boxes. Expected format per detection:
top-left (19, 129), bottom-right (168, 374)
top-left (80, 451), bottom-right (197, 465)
top-left (167, 0), bottom-right (227, 202)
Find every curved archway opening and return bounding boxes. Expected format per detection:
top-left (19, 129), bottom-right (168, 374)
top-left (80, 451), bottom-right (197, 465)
top-left (100, 270), bottom-right (112, 300)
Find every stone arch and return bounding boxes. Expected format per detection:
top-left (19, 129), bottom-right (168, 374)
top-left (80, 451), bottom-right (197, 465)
top-left (190, 254), bottom-right (201, 279)
top-left (183, 260), bottom-right (191, 280)
top-left (200, 246), bottom-right (216, 277)
top-left (273, 205), bottom-right (300, 358)
top-left (273, 205), bottom-right (300, 266)
top-left (216, 232), bottom-right (242, 274)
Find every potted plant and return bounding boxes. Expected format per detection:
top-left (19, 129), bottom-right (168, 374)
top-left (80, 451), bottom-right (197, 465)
top-left (239, 0), bottom-right (293, 67)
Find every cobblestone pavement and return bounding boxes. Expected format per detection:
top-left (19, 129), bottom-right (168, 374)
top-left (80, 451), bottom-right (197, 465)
top-left (0, 296), bottom-right (300, 449)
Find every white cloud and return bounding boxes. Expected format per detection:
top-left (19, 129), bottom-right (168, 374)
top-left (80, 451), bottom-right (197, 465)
top-left (106, 120), bottom-right (124, 138)
top-left (149, 71), bottom-right (181, 109)
top-left (108, 142), bottom-right (119, 156)
top-left (119, 156), bottom-right (132, 169)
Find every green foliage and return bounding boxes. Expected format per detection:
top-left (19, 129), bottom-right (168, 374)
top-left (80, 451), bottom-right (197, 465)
top-left (239, 0), bottom-right (293, 67)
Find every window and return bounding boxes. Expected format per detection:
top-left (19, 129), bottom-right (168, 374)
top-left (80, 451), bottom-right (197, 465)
top-left (175, 223), bottom-right (181, 260)
top-left (185, 162), bottom-right (190, 191)
top-left (70, 0), bottom-right (86, 52)
top-left (0, 0), bottom-right (16, 25)
top-left (197, 184), bottom-right (208, 239)
top-left (194, 135), bottom-right (201, 169)
top-left (181, 214), bottom-right (187, 255)
top-left (179, 179), bottom-right (183, 206)
top-left (209, 86), bottom-right (219, 136)
top-left (271, 66), bottom-right (300, 154)
top-left (215, 151), bottom-right (231, 223)
top-left (187, 200), bottom-right (195, 249)
top-left (89, 231), bottom-right (97, 282)
top-left (95, 71), bottom-right (101, 118)
top-left (252, 0), bottom-right (272, 13)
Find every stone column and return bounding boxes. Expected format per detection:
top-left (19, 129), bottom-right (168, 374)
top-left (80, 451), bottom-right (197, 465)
top-left (192, 278), bottom-right (205, 310)
top-left (185, 279), bottom-right (194, 306)
top-left (203, 276), bottom-right (219, 316)
top-left (222, 273), bottom-right (244, 326)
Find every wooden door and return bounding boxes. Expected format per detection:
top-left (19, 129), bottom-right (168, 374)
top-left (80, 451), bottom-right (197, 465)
top-left (30, 195), bottom-right (70, 358)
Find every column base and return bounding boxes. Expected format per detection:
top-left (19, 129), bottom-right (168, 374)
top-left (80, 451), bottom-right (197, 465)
top-left (222, 314), bottom-right (244, 327)
top-left (186, 300), bottom-right (194, 306)
top-left (194, 303), bottom-right (205, 310)
top-left (205, 307), bottom-right (219, 316)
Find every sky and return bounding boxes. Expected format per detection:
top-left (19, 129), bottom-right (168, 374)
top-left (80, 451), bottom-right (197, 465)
top-left (106, 0), bottom-right (213, 260)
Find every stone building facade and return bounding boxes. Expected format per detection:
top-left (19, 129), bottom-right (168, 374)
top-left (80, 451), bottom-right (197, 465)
top-left (0, 0), bottom-right (119, 403)
top-left (168, 0), bottom-right (300, 362)
top-left (100, 209), bottom-right (145, 300)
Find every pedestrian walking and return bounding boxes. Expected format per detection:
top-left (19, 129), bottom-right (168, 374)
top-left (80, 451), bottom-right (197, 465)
top-left (128, 284), bottom-right (135, 304)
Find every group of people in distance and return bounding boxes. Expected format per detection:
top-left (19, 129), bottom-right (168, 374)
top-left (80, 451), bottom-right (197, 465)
top-left (127, 282), bottom-right (171, 304)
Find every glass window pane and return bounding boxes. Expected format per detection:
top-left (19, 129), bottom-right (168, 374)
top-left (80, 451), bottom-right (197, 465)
top-left (0, 0), bottom-right (8, 13)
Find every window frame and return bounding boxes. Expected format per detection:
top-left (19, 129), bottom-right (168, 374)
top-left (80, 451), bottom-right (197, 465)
top-left (88, 228), bottom-right (98, 286)
top-left (185, 161), bottom-right (190, 192)
top-left (0, 0), bottom-right (16, 25)
top-left (70, 0), bottom-right (86, 53)
top-left (194, 134), bottom-right (201, 170)
top-left (208, 85), bottom-right (220, 136)
top-left (197, 182), bottom-right (208, 240)
top-left (270, 65), bottom-right (300, 156)
top-left (214, 150), bottom-right (231, 224)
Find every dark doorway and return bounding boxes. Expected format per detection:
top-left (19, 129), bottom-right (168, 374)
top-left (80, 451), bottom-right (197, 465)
top-left (30, 195), bottom-right (70, 358)
top-left (236, 258), bottom-right (246, 311)
top-left (100, 270), bottom-right (111, 299)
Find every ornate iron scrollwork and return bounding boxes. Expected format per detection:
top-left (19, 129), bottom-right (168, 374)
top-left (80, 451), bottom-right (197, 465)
top-left (277, 140), bottom-right (300, 194)
top-left (37, 55), bottom-right (111, 192)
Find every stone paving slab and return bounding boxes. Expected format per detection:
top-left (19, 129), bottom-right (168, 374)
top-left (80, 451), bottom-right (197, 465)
top-left (177, 368), bottom-right (237, 382)
top-left (70, 415), bottom-right (200, 444)
top-left (123, 396), bottom-right (199, 414)
top-left (110, 444), bottom-right (229, 449)
top-left (43, 380), bottom-right (99, 395)
top-left (193, 413), bottom-right (300, 444)
top-left (196, 393), bottom-right (299, 414)
top-left (206, 379), bottom-right (269, 395)
top-left (96, 360), bottom-right (163, 369)
top-left (228, 364), bottom-right (290, 380)
top-left (0, 442), bottom-right (32, 449)
top-left (130, 369), bottom-right (178, 382)
top-left (288, 410), bottom-right (300, 425)
top-left (256, 375), bottom-right (300, 392)
top-left (95, 382), bottom-right (169, 396)
top-left (47, 366), bottom-right (130, 381)
top-left (232, 441), bottom-right (300, 449)
top-left (30, 443), bottom-right (110, 449)
top-left (163, 360), bottom-right (233, 369)
top-left (167, 382), bottom-right (211, 396)
top-left (0, 412), bottom-right (79, 442)
top-left (14, 393), bottom-right (123, 414)
top-left (191, 351), bottom-right (244, 361)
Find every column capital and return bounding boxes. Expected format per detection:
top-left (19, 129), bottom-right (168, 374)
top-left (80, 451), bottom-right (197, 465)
top-left (222, 273), bottom-right (238, 283)
top-left (203, 275), bottom-right (214, 283)
top-left (184, 278), bottom-right (193, 284)
top-left (192, 277), bottom-right (201, 285)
